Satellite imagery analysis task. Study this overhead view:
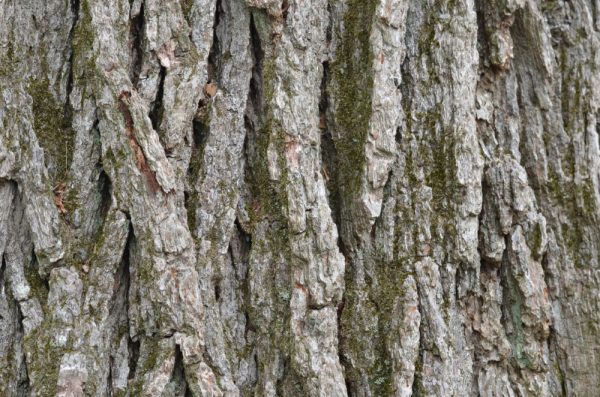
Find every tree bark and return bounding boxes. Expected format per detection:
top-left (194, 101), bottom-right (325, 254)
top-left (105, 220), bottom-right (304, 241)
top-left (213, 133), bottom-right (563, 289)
top-left (1, 0), bottom-right (599, 395)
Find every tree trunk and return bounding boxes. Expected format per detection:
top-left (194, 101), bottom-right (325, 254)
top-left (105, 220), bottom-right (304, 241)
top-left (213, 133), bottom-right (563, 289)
top-left (1, 0), bottom-right (599, 395)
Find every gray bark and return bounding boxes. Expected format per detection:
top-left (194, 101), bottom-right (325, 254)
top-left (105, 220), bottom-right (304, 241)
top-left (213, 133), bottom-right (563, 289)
top-left (0, 0), bottom-right (599, 396)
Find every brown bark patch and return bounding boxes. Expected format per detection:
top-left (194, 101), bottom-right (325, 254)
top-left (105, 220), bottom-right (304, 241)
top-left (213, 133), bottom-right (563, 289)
top-left (53, 182), bottom-right (67, 215)
top-left (118, 91), bottom-right (161, 194)
top-left (203, 82), bottom-right (218, 98)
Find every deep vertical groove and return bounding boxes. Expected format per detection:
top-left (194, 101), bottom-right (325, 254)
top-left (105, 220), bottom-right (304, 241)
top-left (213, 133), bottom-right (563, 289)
top-left (232, 218), bottom-right (254, 352)
top-left (130, 1), bottom-right (145, 86)
top-left (207, 0), bottom-right (223, 84)
top-left (122, 225), bottom-right (139, 382)
top-left (96, 170), bottom-right (112, 229)
top-left (474, 0), bottom-right (490, 70)
top-left (170, 345), bottom-right (188, 395)
top-left (319, 60), bottom-right (341, 242)
top-left (66, 0), bottom-right (80, 103)
top-left (0, 254), bottom-right (6, 286)
top-left (247, 13), bottom-right (264, 120)
top-left (107, 354), bottom-right (114, 396)
top-left (149, 65), bottom-right (166, 132)
top-left (243, 11), bottom-right (267, 214)
top-left (1, 0), bottom-right (599, 393)
top-left (185, 115), bottom-right (209, 234)
top-left (185, 0), bottom-right (224, 236)
top-left (127, 337), bottom-right (140, 381)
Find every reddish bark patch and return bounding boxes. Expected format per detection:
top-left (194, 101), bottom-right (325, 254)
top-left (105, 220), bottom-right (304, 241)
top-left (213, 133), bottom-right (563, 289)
top-left (294, 282), bottom-right (308, 295)
top-left (118, 91), bottom-right (162, 194)
top-left (53, 182), bottom-right (67, 215)
top-left (203, 82), bottom-right (218, 98)
top-left (319, 112), bottom-right (326, 129)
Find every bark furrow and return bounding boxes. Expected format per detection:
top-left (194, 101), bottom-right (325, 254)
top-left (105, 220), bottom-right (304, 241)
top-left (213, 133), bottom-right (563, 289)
top-left (0, 0), bottom-right (599, 396)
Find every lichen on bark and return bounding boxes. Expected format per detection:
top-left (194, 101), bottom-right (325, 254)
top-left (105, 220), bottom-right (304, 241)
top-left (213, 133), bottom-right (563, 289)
top-left (1, 0), bottom-right (600, 396)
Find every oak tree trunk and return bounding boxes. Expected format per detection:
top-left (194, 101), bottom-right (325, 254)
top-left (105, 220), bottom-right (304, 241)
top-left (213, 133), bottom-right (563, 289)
top-left (1, 0), bottom-right (599, 395)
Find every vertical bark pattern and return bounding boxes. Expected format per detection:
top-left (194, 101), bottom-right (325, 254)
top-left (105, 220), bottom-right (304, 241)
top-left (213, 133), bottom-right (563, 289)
top-left (1, 0), bottom-right (599, 396)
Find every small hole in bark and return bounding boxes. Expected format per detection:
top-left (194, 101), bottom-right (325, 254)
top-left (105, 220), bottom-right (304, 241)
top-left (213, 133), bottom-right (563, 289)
top-left (395, 126), bottom-right (402, 142)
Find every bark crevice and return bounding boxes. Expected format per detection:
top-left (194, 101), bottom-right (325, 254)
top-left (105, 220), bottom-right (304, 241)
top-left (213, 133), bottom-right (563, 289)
top-left (2, 0), bottom-right (599, 394)
top-left (130, 0), bottom-right (145, 86)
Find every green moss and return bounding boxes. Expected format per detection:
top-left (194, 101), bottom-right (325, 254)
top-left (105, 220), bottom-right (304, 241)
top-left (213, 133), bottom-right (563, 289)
top-left (74, 1), bottom-right (93, 49)
top-left (143, 340), bottom-right (162, 371)
top-left (340, 254), bottom-right (413, 395)
top-left (548, 37), bottom-right (600, 270)
top-left (180, 0), bottom-right (194, 20)
top-left (504, 269), bottom-right (531, 369)
top-left (28, 77), bottom-right (75, 184)
top-left (425, 115), bottom-right (458, 211)
top-left (128, 338), bottom-right (164, 395)
top-left (411, 348), bottom-right (426, 396)
top-left (72, 0), bottom-right (93, 61)
top-left (372, 266), bottom-right (411, 395)
top-left (252, 125), bottom-right (287, 223)
top-left (186, 118), bottom-right (209, 234)
top-left (71, 0), bottom-right (98, 89)
top-left (24, 260), bottom-right (49, 303)
top-left (0, 39), bottom-right (16, 77)
top-left (23, 325), bottom-right (63, 396)
top-left (62, 185), bottom-right (80, 215)
top-left (553, 359), bottom-right (567, 396)
top-left (529, 221), bottom-right (543, 259)
top-left (244, 41), bottom-right (289, 233)
top-left (330, 0), bottom-right (378, 197)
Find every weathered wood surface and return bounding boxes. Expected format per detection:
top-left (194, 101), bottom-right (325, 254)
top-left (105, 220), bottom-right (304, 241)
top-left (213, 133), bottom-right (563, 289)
top-left (0, 0), bottom-right (599, 395)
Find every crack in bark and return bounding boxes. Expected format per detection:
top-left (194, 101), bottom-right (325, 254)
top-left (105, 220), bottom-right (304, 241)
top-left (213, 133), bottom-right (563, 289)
top-left (122, 225), bottom-right (140, 384)
top-left (127, 337), bottom-right (141, 381)
top-left (207, 0), bottom-right (222, 85)
top-left (149, 65), bottom-right (166, 132)
top-left (242, 11), bottom-right (269, 224)
top-left (5, 250), bottom-right (31, 397)
top-left (185, 114), bottom-right (209, 234)
top-left (130, 0), bottom-right (145, 86)
top-left (65, 0), bottom-right (79, 113)
top-left (169, 344), bottom-right (189, 395)
top-left (0, 254), bottom-right (6, 289)
top-left (3, 0), bottom-right (600, 393)
top-left (319, 60), bottom-right (341, 238)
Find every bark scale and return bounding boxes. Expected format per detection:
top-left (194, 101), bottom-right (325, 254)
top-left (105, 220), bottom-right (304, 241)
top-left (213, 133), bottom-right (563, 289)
top-left (0, 0), bottom-right (599, 396)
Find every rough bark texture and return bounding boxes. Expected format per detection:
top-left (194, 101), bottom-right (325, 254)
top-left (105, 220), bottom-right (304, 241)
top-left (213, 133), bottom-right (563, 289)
top-left (1, 0), bottom-right (599, 396)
